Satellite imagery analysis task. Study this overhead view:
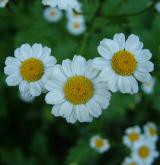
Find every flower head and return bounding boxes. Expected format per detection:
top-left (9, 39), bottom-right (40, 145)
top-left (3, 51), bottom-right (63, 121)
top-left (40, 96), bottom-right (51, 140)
top-left (90, 135), bottom-right (110, 153)
top-left (122, 157), bottom-right (138, 165)
top-left (45, 55), bottom-right (111, 123)
top-left (93, 33), bottom-right (154, 94)
top-left (141, 78), bottom-right (155, 95)
top-left (0, 0), bottom-right (8, 8)
top-left (4, 43), bottom-right (57, 97)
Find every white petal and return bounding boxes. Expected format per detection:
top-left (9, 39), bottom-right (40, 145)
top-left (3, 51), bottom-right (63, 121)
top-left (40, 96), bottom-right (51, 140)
top-left (62, 59), bottom-right (73, 77)
top-left (20, 44), bottom-right (33, 59)
top-left (45, 91), bottom-right (65, 104)
top-left (136, 49), bottom-right (152, 62)
top-left (29, 82), bottom-right (42, 96)
top-left (99, 68), bottom-right (115, 82)
top-left (66, 106), bottom-right (77, 123)
top-left (125, 34), bottom-right (143, 52)
top-left (76, 105), bottom-right (92, 122)
top-left (107, 74), bottom-right (118, 92)
top-left (19, 81), bottom-right (29, 93)
top-left (86, 100), bottom-right (102, 118)
top-left (45, 79), bottom-right (63, 91)
top-left (59, 101), bottom-right (73, 117)
top-left (134, 71), bottom-right (152, 83)
top-left (51, 104), bottom-right (61, 117)
top-left (4, 66), bottom-right (19, 75)
top-left (6, 74), bottom-right (22, 86)
top-left (44, 56), bottom-right (57, 67)
top-left (137, 61), bottom-right (154, 73)
top-left (14, 48), bottom-right (25, 61)
top-left (129, 76), bottom-right (138, 94)
top-left (93, 95), bottom-right (110, 109)
top-left (32, 43), bottom-right (43, 58)
top-left (72, 55), bottom-right (86, 75)
top-left (92, 57), bottom-right (109, 70)
top-left (118, 76), bottom-right (131, 94)
top-left (5, 57), bottom-right (20, 66)
top-left (113, 33), bottom-right (125, 50)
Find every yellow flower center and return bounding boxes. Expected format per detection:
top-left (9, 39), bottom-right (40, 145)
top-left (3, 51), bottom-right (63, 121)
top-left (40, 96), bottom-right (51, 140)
top-left (112, 50), bottom-right (137, 76)
top-left (129, 163), bottom-right (137, 165)
top-left (64, 76), bottom-right (93, 105)
top-left (20, 58), bottom-right (44, 82)
top-left (50, 10), bottom-right (56, 16)
top-left (138, 146), bottom-right (150, 158)
top-left (73, 23), bottom-right (80, 29)
top-left (128, 132), bottom-right (139, 142)
top-left (149, 127), bottom-right (157, 136)
top-left (95, 139), bottom-right (104, 148)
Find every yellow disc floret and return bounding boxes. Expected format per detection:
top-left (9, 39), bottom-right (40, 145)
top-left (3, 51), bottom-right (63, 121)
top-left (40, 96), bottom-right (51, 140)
top-left (95, 139), bottom-right (105, 148)
top-left (149, 127), bottom-right (157, 136)
top-left (112, 50), bottom-right (137, 76)
top-left (20, 58), bottom-right (44, 82)
top-left (128, 132), bottom-right (139, 142)
top-left (64, 76), bottom-right (94, 105)
top-left (138, 146), bottom-right (150, 158)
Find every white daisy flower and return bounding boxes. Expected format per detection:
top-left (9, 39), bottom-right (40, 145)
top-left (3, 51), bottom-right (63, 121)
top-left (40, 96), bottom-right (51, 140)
top-left (141, 77), bottom-right (155, 95)
top-left (20, 92), bottom-right (35, 103)
top-left (155, 2), bottom-right (160, 13)
top-left (67, 19), bottom-right (86, 36)
top-left (122, 157), bottom-right (139, 165)
top-left (42, 0), bottom-right (79, 11)
top-left (143, 122), bottom-right (158, 143)
top-left (0, 0), bottom-right (8, 8)
top-left (123, 126), bottom-right (143, 148)
top-left (93, 33), bottom-right (154, 94)
top-left (44, 7), bottom-right (62, 23)
top-left (45, 55), bottom-right (111, 123)
top-left (90, 135), bottom-right (110, 153)
top-left (4, 43), bottom-right (57, 97)
top-left (131, 139), bottom-right (159, 165)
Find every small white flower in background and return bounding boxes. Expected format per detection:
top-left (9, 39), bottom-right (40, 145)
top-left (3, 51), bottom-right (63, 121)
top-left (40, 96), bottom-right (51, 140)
top-left (93, 33), bottom-right (154, 94)
top-left (122, 157), bottom-right (138, 165)
top-left (4, 43), bottom-right (57, 97)
top-left (90, 135), bottom-right (110, 153)
top-left (42, 0), bottom-right (79, 11)
top-left (123, 126), bottom-right (142, 148)
top-left (131, 139), bottom-right (159, 165)
top-left (143, 122), bottom-right (158, 143)
top-left (44, 7), bottom-right (62, 23)
top-left (20, 92), bottom-right (35, 103)
top-left (67, 20), bottom-right (86, 36)
top-left (155, 2), bottom-right (160, 13)
top-left (141, 78), bottom-right (155, 95)
top-left (45, 55), bottom-right (111, 123)
top-left (0, 0), bottom-right (8, 8)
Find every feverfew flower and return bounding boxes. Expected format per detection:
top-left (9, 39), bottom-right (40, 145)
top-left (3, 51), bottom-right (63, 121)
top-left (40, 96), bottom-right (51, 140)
top-left (90, 135), bottom-right (110, 153)
top-left (0, 0), bottom-right (8, 8)
top-left (67, 19), bottom-right (86, 36)
top-left (44, 7), bottom-right (62, 23)
top-left (123, 126), bottom-right (142, 148)
top-left (122, 157), bottom-right (139, 165)
top-left (45, 55), bottom-right (111, 123)
top-left (93, 33), bottom-right (154, 94)
top-left (4, 43), bottom-right (57, 97)
top-left (141, 78), bottom-right (155, 95)
top-left (42, 0), bottom-right (79, 11)
top-left (131, 139), bottom-right (159, 165)
top-left (143, 122), bottom-right (158, 143)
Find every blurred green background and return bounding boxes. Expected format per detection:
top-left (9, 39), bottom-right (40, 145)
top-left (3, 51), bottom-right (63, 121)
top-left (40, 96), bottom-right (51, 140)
top-left (0, 0), bottom-right (160, 164)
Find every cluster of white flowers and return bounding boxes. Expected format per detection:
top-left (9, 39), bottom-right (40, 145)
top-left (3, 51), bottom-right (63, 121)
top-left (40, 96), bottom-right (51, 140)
top-left (90, 135), bottom-right (110, 153)
top-left (43, 1), bottom-right (86, 36)
top-left (0, 0), bottom-right (8, 8)
top-left (4, 33), bottom-right (154, 123)
top-left (122, 122), bottom-right (159, 165)
top-left (42, 0), bottom-right (79, 11)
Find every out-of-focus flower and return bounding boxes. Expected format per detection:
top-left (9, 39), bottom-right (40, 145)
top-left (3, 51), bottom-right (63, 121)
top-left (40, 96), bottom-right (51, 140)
top-left (141, 78), bottom-right (155, 94)
top-left (155, 2), bottom-right (160, 13)
top-left (44, 7), bottom-right (62, 23)
top-left (131, 139), bottom-right (159, 165)
top-left (123, 126), bottom-right (142, 148)
top-left (20, 92), bottom-right (35, 103)
top-left (122, 157), bottom-right (139, 165)
top-left (90, 135), bottom-right (110, 153)
top-left (143, 122), bottom-right (158, 143)
top-left (93, 33), bottom-right (154, 94)
top-left (45, 55), bottom-right (111, 123)
top-left (4, 43), bottom-right (57, 97)
top-left (0, 0), bottom-right (8, 8)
